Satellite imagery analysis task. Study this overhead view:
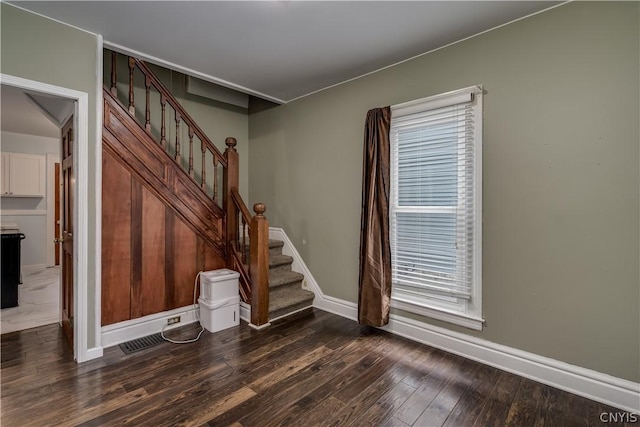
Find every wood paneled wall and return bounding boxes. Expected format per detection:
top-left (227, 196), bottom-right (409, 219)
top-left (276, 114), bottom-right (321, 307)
top-left (102, 91), bottom-right (226, 327)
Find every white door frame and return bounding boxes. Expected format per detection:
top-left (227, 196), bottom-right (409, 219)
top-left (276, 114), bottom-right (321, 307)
top-left (1, 74), bottom-right (91, 362)
top-left (45, 153), bottom-right (60, 267)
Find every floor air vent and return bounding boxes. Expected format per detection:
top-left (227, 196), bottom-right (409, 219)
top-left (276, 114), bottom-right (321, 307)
top-left (119, 333), bottom-right (165, 354)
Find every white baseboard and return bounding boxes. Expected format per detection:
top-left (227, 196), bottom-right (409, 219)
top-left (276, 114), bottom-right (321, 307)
top-left (240, 302), bottom-right (250, 323)
top-left (84, 346), bottom-right (103, 361)
top-left (101, 305), bottom-right (199, 348)
top-left (313, 288), bottom-right (640, 413)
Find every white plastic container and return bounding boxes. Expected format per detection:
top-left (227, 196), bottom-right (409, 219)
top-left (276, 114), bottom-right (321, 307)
top-left (198, 296), bottom-right (240, 333)
top-left (199, 269), bottom-right (240, 303)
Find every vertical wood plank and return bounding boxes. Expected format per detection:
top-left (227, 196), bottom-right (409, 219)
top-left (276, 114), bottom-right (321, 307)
top-left (130, 179), bottom-right (143, 319)
top-left (140, 186), bottom-right (166, 317)
top-left (101, 149), bottom-right (132, 325)
top-left (164, 207), bottom-right (175, 309)
top-left (172, 216), bottom-right (198, 309)
top-left (196, 236), bottom-right (205, 275)
top-left (204, 244), bottom-right (225, 272)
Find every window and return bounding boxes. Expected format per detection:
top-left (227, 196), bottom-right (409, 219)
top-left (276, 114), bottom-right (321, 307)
top-left (390, 86), bottom-right (483, 330)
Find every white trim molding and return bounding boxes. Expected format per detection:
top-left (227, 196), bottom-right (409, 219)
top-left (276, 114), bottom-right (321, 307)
top-left (101, 305), bottom-right (199, 348)
top-left (312, 292), bottom-right (640, 413)
top-left (94, 34), bottom-right (104, 358)
top-left (0, 74), bottom-right (93, 363)
top-left (240, 302), bottom-right (250, 323)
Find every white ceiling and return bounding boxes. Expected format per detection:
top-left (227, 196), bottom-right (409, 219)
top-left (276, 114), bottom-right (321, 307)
top-left (11, 1), bottom-right (560, 103)
top-left (1, 85), bottom-right (61, 138)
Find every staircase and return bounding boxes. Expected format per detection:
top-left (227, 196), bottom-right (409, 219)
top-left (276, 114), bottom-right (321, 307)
top-left (266, 240), bottom-right (314, 320)
top-left (102, 50), bottom-right (314, 328)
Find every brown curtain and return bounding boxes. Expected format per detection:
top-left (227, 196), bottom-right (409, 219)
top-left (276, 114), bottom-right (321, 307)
top-left (358, 106), bottom-right (392, 326)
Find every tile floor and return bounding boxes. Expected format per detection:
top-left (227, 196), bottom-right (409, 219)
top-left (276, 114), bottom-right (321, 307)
top-left (0, 266), bottom-right (60, 334)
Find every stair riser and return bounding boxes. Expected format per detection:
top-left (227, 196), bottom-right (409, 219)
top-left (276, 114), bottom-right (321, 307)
top-left (269, 263), bottom-right (293, 274)
top-left (269, 300), bottom-right (314, 320)
top-left (243, 246), bottom-right (283, 259)
top-left (270, 280), bottom-right (303, 292)
top-left (270, 247), bottom-right (283, 257)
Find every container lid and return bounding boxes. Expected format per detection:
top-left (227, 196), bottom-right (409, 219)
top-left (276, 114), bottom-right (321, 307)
top-left (200, 268), bottom-right (240, 282)
top-left (198, 296), bottom-right (240, 309)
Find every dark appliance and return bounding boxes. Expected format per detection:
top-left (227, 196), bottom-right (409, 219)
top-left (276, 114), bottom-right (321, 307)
top-left (1, 230), bottom-right (25, 309)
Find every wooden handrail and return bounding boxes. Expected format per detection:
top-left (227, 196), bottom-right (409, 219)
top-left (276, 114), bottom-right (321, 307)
top-left (132, 58), bottom-right (228, 168)
top-left (230, 188), bottom-right (252, 226)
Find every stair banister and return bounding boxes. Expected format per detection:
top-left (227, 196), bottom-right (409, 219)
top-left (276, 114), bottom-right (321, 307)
top-left (108, 50), bottom-right (272, 326)
top-left (223, 137), bottom-right (239, 267)
top-left (250, 203), bottom-right (270, 327)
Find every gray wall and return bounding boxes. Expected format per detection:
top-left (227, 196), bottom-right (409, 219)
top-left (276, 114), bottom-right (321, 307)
top-left (249, 2), bottom-right (640, 382)
top-left (1, 3), bottom-right (100, 348)
top-left (1, 131), bottom-right (59, 266)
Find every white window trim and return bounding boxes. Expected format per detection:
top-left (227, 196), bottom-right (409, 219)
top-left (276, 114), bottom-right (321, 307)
top-left (390, 85), bottom-right (484, 330)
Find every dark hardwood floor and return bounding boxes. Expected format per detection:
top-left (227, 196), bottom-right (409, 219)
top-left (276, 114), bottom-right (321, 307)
top-left (0, 309), bottom-right (634, 426)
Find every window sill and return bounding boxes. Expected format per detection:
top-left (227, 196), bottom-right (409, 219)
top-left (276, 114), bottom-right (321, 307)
top-left (391, 296), bottom-right (484, 331)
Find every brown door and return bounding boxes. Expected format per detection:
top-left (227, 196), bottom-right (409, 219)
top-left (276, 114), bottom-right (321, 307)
top-left (54, 162), bottom-right (61, 266)
top-left (61, 116), bottom-right (74, 351)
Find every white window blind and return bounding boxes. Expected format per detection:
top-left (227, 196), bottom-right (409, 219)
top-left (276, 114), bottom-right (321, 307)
top-left (390, 87), bottom-right (482, 319)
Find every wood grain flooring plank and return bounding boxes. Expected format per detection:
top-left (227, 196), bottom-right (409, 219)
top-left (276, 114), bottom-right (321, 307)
top-left (393, 351), bottom-right (458, 425)
top-left (472, 370), bottom-right (521, 427)
top-left (413, 358), bottom-right (480, 427)
top-left (1, 309), bottom-right (630, 427)
top-left (504, 379), bottom-right (545, 427)
top-left (442, 362), bottom-right (501, 427)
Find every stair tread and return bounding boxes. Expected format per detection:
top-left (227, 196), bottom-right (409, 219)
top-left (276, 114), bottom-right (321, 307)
top-left (270, 254), bottom-right (293, 268)
top-left (269, 288), bottom-right (314, 312)
top-left (269, 270), bottom-right (305, 288)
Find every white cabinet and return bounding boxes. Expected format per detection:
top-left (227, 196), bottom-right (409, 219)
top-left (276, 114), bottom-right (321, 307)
top-left (0, 152), bottom-right (46, 197)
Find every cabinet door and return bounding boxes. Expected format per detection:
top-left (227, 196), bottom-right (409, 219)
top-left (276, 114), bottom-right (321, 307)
top-left (0, 153), bottom-right (8, 195)
top-left (9, 153), bottom-right (45, 196)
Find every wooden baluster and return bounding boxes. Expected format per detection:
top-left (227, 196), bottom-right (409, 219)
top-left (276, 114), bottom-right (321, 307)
top-left (175, 112), bottom-right (181, 162)
top-left (223, 137), bottom-right (239, 269)
top-left (160, 95), bottom-right (167, 148)
top-left (110, 51), bottom-right (117, 97)
top-left (144, 76), bottom-right (151, 131)
top-left (236, 211), bottom-right (241, 254)
top-left (128, 57), bottom-right (135, 115)
top-left (213, 156), bottom-right (218, 203)
top-left (201, 146), bottom-right (207, 190)
top-left (188, 127), bottom-right (194, 177)
top-left (250, 203), bottom-right (270, 328)
top-left (241, 217), bottom-right (247, 265)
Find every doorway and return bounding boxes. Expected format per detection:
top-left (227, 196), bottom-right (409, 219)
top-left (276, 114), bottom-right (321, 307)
top-left (0, 74), bottom-right (93, 362)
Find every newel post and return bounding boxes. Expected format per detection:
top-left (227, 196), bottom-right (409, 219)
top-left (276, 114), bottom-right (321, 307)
top-left (250, 203), bottom-right (270, 327)
top-left (223, 137), bottom-right (239, 267)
